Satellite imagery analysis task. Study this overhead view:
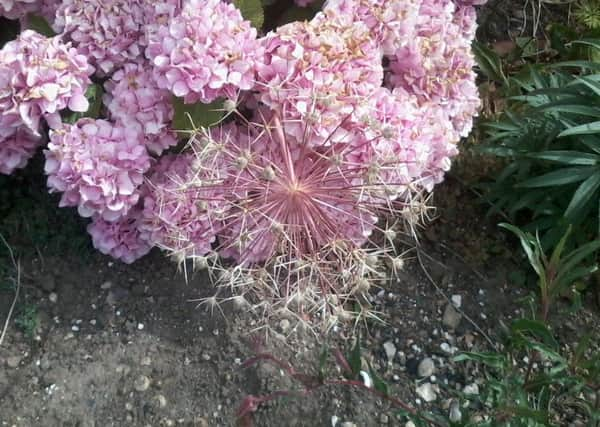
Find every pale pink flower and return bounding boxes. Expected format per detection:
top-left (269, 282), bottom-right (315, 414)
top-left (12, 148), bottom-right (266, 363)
top-left (104, 61), bottom-right (177, 156)
top-left (0, 127), bottom-right (43, 175)
top-left (0, 30), bottom-right (93, 136)
top-left (45, 119), bottom-right (151, 221)
top-left (146, 0), bottom-right (263, 104)
top-left (87, 207), bottom-right (153, 264)
top-left (54, 0), bottom-right (147, 74)
top-left (139, 153), bottom-right (226, 258)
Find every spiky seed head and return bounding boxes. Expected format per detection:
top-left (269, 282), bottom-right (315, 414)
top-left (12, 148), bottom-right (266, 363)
top-left (223, 99), bottom-right (237, 112)
top-left (196, 200), bottom-right (208, 212)
top-left (384, 228), bottom-right (397, 241)
top-left (232, 294), bottom-right (249, 311)
top-left (365, 254), bottom-right (378, 268)
top-left (235, 155), bottom-right (249, 171)
top-left (194, 255), bottom-right (209, 270)
top-left (354, 277), bottom-right (371, 294)
top-left (262, 165), bottom-right (276, 181)
top-left (393, 256), bottom-right (405, 271)
top-left (382, 126), bottom-right (395, 139)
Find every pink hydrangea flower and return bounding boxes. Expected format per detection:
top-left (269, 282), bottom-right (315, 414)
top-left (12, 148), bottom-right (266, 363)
top-left (18, 0), bottom-right (61, 26)
top-left (0, 30), bottom-right (93, 136)
top-left (53, 0), bottom-right (147, 75)
top-left (139, 153), bottom-right (226, 258)
top-left (0, 0), bottom-right (39, 19)
top-left (0, 127), bottom-right (43, 175)
top-left (87, 207), bottom-right (153, 264)
top-left (45, 119), bottom-right (151, 221)
top-left (387, 0), bottom-right (480, 137)
top-left (146, 0), bottom-right (263, 104)
top-left (104, 61), bottom-right (178, 156)
top-left (257, 18), bottom-right (383, 143)
top-left (322, 0), bottom-right (421, 55)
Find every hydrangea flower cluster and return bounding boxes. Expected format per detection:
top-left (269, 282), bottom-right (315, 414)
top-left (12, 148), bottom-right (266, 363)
top-left (45, 119), bottom-right (151, 221)
top-left (87, 207), bottom-right (152, 264)
top-left (0, 0), bottom-right (485, 325)
top-left (0, 30), bottom-right (92, 135)
top-left (146, 0), bottom-right (263, 103)
top-left (103, 61), bottom-right (177, 156)
top-left (53, 0), bottom-right (148, 74)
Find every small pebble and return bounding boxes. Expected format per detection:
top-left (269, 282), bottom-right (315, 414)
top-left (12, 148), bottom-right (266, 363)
top-left (416, 383), bottom-right (437, 402)
top-left (451, 295), bottom-right (462, 308)
top-left (417, 358), bottom-right (435, 378)
top-left (48, 292), bottom-right (58, 304)
top-left (6, 356), bottom-right (21, 368)
top-left (383, 341), bottom-right (396, 362)
top-left (463, 383), bottom-right (479, 395)
top-left (100, 281), bottom-right (113, 290)
top-left (134, 375), bottom-right (151, 392)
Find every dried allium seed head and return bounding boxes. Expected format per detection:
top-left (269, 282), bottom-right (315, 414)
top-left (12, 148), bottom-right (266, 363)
top-left (232, 294), bottom-right (249, 311)
top-left (262, 165), bottom-right (276, 181)
top-left (393, 256), bottom-right (405, 271)
top-left (223, 99), bottom-right (237, 112)
top-left (194, 255), bottom-right (209, 270)
top-left (354, 277), bottom-right (371, 294)
top-left (384, 228), bottom-right (397, 241)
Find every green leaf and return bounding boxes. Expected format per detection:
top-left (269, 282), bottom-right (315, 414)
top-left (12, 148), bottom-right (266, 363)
top-left (233, 0), bottom-right (264, 29)
top-left (499, 223), bottom-right (545, 278)
top-left (25, 14), bottom-right (56, 37)
top-left (499, 406), bottom-right (549, 423)
top-left (171, 97), bottom-right (225, 136)
top-left (565, 172), bottom-right (600, 220)
top-left (516, 167), bottom-right (596, 188)
top-left (511, 318), bottom-right (559, 350)
top-left (560, 121), bottom-right (600, 137)
top-left (472, 41), bottom-right (508, 85)
top-left (318, 345), bottom-right (329, 381)
top-left (549, 225), bottom-right (571, 267)
top-left (348, 333), bottom-right (361, 378)
top-left (526, 151), bottom-right (600, 165)
top-left (63, 84), bottom-right (104, 124)
top-left (367, 361), bottom-right (389, 396)
top-left (453, 352), bottom-right (506, 370)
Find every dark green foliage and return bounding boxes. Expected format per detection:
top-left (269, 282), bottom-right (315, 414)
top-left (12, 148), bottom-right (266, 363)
top-left (477, 40), bottom-right (600, 250)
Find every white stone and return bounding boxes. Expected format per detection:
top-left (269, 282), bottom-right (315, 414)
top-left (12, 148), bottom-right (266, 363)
top-left (416, 383), bottom-right (437, 402)
top-left (383, 341), bottom-right (396, 362)
top-left (463, 383), bottom-right (479, 395)
top-left (451, 295), bottom-right (462, 308)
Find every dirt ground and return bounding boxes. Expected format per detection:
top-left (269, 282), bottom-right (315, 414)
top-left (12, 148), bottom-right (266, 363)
top-left (1, 1), bottom-right (598, 426)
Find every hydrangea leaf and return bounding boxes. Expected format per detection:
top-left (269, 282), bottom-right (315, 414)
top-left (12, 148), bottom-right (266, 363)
top-left (63, 84), bottom-right (103, 124)
top-left (233, 0), bottom-right (264, 29)
top-left (25, 14), bottom-right (56, 37)
top-left (171, 97), bottom-right (224, 136)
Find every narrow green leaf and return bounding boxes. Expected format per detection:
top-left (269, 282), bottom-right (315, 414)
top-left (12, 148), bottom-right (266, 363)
top-left (549, 225), bottom-right (571, 267)
top-left (511, 318), bottom-right (559, 349)
top-left (472, 41), bottom-right (508, 84)
top-left (367, 361), bottom-right (389, 396)
top-left (453, 352), bottom-right (506, 370)
top-left (348, 333), bottom-right (361, 377)
top-left (516, 167), bottom-right (596, 188)
top-left (560, 121), bottom-right (600, 137)
top-left (233, 0), bottom-right (264, 29)
top-left (527, 151), bottom-right (600, 165)
top-left (565, 172), bottom-right (600, 220)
